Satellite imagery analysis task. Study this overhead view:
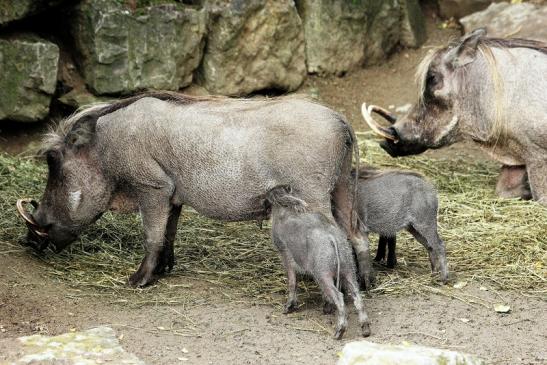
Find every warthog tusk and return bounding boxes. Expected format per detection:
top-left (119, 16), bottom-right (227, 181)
top-left (368, 104), bottom-right (397, 124)
top-left (16, 199), bottom-right (48, 237)
top-left (361, 103), bottom-right (398, 142)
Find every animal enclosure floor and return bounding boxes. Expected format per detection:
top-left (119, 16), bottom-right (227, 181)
top-left (0, 253), bottom-right (545, 365)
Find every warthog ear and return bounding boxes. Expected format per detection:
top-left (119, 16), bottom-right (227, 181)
top-left (446, 28), bottom-right (487, 68)
top-left (65, 115), bottom-right (97, 149)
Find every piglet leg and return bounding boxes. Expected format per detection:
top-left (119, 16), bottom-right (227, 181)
top-left (282, 255), bottom-right (298, 314)
top-left (318, 274), bottom-right (347, 339)
top-left (344, 273), bottom-right (371, 337)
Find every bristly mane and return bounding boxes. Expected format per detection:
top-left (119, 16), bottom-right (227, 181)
top-left (41, 91), bottom-right (217, 154)
top-left (415, 36), bottom-right (547, 102)
top-left (414, 36), bottom-right (547, 144)
top-left (483, 37), bottom-right (547, 56)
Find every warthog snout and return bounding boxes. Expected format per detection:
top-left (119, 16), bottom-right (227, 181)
top-left (16, 198), bottom-right (50, 252)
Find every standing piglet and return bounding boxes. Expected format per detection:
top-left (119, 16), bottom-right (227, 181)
top-left (355, 167), bottom-right (448, 283)
top-left (267, 187), bottom-right (371, 340)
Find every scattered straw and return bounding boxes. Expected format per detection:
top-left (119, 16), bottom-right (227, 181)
top-left (0, 136), bottom-right (545, 307)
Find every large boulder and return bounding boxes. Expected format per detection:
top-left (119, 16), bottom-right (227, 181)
top-left (438, 0), bottom-right (495, 19)
top-left (297, 0), bottom-right (425, 75)
top-left (460, 2), bottom-right (547, 42)
top-left (296, 0), bottom-right (370, 75)
top-left (400, 0), bottom-right (427, 48)
top-left (0, 326), bottom-right (145, 364)
top-left (337, 341), bottom-right (485, 365)
top-left (71, 0), bottom-right (208, 95)
top-left (0, 0), bottom-right (65, 25)
top-left (197, 0), bottom-right (306, 96)
top-left (362, 0), bottom-right (402, 66)
top-left (0, 36), bottom-right (59, 122)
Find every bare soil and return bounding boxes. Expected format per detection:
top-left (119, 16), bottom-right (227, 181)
top-left (1, 16), bottom-right (546, 365)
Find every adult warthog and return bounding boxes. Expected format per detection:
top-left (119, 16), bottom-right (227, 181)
top-left (362, 28), bottom-right (547, 205)
top-left (17, 92), bottom-right (373, 287)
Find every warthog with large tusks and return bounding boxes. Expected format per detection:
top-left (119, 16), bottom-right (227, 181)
top-left (267, 186), bottom-right (371, 339)
top-left (16, 92), bottom-right (374, 288)
top-left (354, 166), bottom-right (448, 283)
top-left (362, 28), bottom-right (547, 205)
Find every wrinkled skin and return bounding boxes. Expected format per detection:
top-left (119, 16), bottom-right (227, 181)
top-left (376, 29), bottom-right (547, 205)
top-left (27, 93), bottom-right (372, 288)
top-left (267, 187), bottom-right (371, 340)
top-left (355, 168), bottom-right (448, 283)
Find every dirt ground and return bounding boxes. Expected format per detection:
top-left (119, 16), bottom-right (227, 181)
top-left (1, 15), bottom-right (546, 365)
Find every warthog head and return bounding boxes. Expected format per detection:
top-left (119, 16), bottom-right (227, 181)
top-left (18, 106), bottom-right (113, 252)
top-left (363, 28), bottom-right (491, 157)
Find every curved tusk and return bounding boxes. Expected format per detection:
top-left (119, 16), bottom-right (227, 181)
top-left (17, 198), bottom-right (38, 226)
top-left (361, 103), bottom-right (398, 141)
top-left (16, 199), bottom-right (48, 237)
top-left (368, 104), bottom-right (397, 124)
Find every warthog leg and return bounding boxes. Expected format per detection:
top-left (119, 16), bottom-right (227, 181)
top-left (386, 236), bottom-right (397, 269)
top-left (527, 160), bottom-right (547, 206)
top-left (331, 148), bottom-right (374, 289)
top-left (155, 204), bottom-right (182, 275)
top-left (495, 165), bottom-right (531, 200)
top-left (129, 190), bottom-right (172, 288)
top-left (280, 251), bottom-right (298, 314)
top-left (374, 236), bottom-right (387, 263)
top-left (408, 224), bottom-right (448, 284)
top-left (343, 271), bottom-right (371, 337)
top-left (317, 273), bottom-right (347, 340)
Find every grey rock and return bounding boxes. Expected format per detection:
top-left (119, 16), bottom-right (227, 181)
top-left (58, 87), bottom-right (113, 109)
top-left (71, 0), bottom-right (208, 95)
top-left (362, 0), bottom-right (402, 66)
top-left (461, 2), bottom-right (547, 42)
top-left (0, 0), bottom-right (65, 25)
top-left (400, 0), bottom-right (427, 48)
top-left (438, 0), bottom-right (496, 19)
top-left (297, 0), bottom-right (369, 75)
top-left (297, 0), bottom-right (409, 75)
top-left (198, 0), bottom-right (306, 96)
top-left (1, 326), bottom-right (145, 364)
top-left (338, 341), bottom-right (485, 365)
top-left (0, 36), bottom-right (59, 122)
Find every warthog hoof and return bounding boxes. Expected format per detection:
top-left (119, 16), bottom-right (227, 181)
top-left (361, 322), bottom-right (372, 337)
top-left (323, 301), bottom-right (335, 315)
top-left (154, 248), bottom-right (175, 275)
top-left (333, 325), bottom-right (347, 340)
top-left (283, 300), bottom-right (298, 314)
top-left (386, 257), bottom-right (397, 269)
top-left (128, 268), bottom-right (156, 288)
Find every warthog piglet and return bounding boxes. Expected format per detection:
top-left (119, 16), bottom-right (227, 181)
top-left (267, 186), bottom-right (371, 339)
top-left (355, 167), bottom-right (448, 283)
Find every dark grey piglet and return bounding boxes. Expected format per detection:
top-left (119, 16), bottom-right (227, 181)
top-left (355, 167), bottom-right (448, 283)
top-left (267, 187), bottom-right (371, 340)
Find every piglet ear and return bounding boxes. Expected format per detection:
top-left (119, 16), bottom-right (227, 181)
top-left (446, 28), bottom-right (487, 68)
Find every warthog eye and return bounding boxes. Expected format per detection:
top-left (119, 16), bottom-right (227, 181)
top-left (426, 72), bottom-right (441, 88)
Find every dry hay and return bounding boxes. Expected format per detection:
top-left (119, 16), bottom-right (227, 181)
top-left (0, 135), bottom-right (545, 308)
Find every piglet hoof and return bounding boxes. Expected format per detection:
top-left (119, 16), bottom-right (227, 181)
top-left (323, 301), bottom-right (335, 315)
top-left (333, 325), bottom-right (347, 340)
top-left (359, 271), bottom-right (376, 291)
top-left (361, 322), bottom-right (372, 337)
top-left (386, 258), bottom-right (397, 269)
top-left (283, 300), bottom-right (298, 314)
